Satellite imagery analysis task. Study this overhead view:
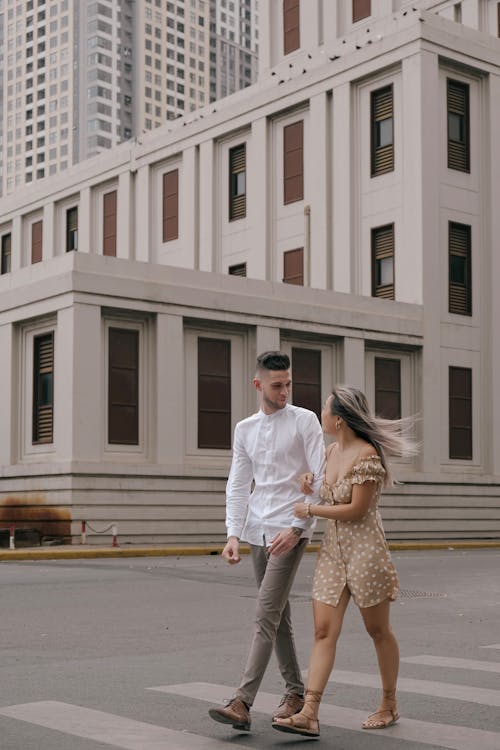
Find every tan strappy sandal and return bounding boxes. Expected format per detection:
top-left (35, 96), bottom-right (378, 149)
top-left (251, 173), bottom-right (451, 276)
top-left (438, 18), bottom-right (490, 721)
top-left (362, 705), bottom-right (400, 729)
top-left (272, 689), bottom-right (321, 738)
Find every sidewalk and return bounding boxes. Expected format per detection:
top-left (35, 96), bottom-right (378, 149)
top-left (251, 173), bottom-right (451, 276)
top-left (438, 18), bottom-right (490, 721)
top-left (1, 539), bottom-right (500, 561)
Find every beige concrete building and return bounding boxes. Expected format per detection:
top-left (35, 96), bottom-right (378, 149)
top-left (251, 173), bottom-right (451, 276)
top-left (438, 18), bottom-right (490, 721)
top-left (0, 0), bottom-right (499, 546)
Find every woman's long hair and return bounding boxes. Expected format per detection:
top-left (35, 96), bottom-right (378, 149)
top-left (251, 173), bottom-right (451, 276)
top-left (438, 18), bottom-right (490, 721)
top-left (331, 385), bottom-right (419, 486)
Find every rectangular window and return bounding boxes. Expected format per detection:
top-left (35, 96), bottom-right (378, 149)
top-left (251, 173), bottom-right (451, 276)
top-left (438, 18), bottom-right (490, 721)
top-left (66, 206), bottom-right (78, 251)
top-left (353, 0), bottom-right (371, 23)
top-left (371, 85), bottom-right (394, 176)
top-left (372, 223), bottom-right (394, 299)
top-left (449, 366), bottom-right (472, 459)
top-left (1, 233), bottom-right (12, 274)
top-left (31, 220), bottom-right (43, 264)
top-left (292, 347), bottom-right (321, 418)
top-left (229, 144), bottom-right (246, 221)
top-left (283, 0), bottom-right (300, 55)
top-left (447, 79), bottom-right (470, 172)
top-left (449, 222), bottom-right (471, 316)
top-left (162, 169), bottom-right (179, 242)
top-left (103, 189), bottom-right (117, 257)
top-left (33, 332), bottom-right (54, 444)
top-left (283, 247), bottom-right (304, 285)
top-left (108, 328), bottom-right (139, 445)
top-left (197, 337), bottom-right (231, 449)
top-left (283, 120), bottom-right (304, 204)
top-left (375, 357), bottom-right (401, 419)
top-left (229, 262), bottom-right (247, 276)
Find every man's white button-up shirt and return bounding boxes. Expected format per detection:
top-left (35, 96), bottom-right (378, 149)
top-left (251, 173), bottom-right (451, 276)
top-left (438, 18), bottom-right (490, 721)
top-left (225, 403), bottom-right (326, 545)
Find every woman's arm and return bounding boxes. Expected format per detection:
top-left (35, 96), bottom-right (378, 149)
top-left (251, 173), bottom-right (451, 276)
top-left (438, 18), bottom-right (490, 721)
top-left (294, 480), bottom-right (376, 522)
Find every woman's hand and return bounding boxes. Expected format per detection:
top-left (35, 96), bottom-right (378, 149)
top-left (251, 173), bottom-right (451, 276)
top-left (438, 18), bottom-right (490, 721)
top-left (294, 502), bottom-right (310, 519)
top-left (297, 472), bottom-right (314, 495)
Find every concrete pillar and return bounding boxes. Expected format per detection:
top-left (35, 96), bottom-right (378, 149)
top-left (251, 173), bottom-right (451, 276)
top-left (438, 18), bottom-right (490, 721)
top-left (301, 1), bottom-right (320, 52)
top-left (11, 215), bottom-right (22, 272)
top-left (322, 1), bottom-right (339, 49)
top-left (156, 313), bottom-right (184, 465)
top-left (254, 325), bottom-right (281, 410)
top-left (0, 323), bottom-right (14, 465)
top-left (43, 202), bottom-right (56, 260)
top-left (71, 304), bottom-right (102, 462)
top-left (54, 306), bottom-right (75, 461)
top-left (78, 187), bottom-right (91, 254)
top-left (308, 92), bottom-right (330, 290)
top-left (258, 0), bottom-right (272, 74)
top-left (117, 170), bottom-right (133, 260)
top-left (248, 118), bottom-right (269, 280)
top-left (135, 164), bottom-right (150, 262)
top-left (332, 82), bottom-right (352, 293)
top-left (198, 139), bottom-right (215, 272)
top-left (342, 337), bottom-right (365, 391)
top-left (180, 146), bottom-right (197, 270)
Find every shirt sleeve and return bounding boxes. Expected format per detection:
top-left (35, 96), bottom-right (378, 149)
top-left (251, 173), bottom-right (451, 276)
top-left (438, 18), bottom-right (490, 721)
top-left (225, 423), bottom-right (253, 539)
top-left (294, 411), bottom-right (326, 531)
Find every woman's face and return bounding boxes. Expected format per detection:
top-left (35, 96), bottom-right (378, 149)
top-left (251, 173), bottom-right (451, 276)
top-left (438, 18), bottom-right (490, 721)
top-left (321, 394), bottom-right (336, 434)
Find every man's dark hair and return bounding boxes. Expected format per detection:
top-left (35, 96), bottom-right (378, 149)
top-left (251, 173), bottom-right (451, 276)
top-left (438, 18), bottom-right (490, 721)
top-left (256, 351), bottom-right (290, 372)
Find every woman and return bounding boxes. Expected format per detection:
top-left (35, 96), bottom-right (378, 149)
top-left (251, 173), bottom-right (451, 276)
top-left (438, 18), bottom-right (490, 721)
top-left (273, 385), bottom-right (417, 738)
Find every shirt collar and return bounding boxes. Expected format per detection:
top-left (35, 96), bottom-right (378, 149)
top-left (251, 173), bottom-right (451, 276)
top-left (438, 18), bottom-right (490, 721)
top-left (259, 403), bottom-right (290, 418)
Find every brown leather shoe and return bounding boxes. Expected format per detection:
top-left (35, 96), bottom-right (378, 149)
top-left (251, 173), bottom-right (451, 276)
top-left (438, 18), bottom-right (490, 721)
top-left (208, 697), bottom-right (251, 731)
top-left (272, 693), bottom-right (305, 721)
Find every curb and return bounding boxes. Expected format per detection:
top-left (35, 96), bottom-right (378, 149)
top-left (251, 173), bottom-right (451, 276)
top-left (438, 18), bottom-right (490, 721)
top-left (1, 540), bottom-right (500, 561)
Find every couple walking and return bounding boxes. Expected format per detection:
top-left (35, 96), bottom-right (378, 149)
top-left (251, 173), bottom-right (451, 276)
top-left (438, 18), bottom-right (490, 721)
top-left (208, 351), bottom-right (416, 739)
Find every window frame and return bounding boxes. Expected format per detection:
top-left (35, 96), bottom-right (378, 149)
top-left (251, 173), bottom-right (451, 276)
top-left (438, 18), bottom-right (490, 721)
top-left (449, 365), bottom-right (472, 460)
top-left (447, 78), bottom-right (470, 173)
top-left (352, 0), bottom-right (371, 24)
top-left (448, 221), bottom-right (471, 316)
top-left (283, 119), bottom-right (304, 205)
top-left (1, 232), bottom-right (12, 275)
top-left (371, 223), bottom-right (395, 299)
top-left (371, 84), bottom-right (394, 177)
top-left (228, 143), bottom-right (246, 222)
top-left (283, 0), bottom-right (300, 56)
top-left (283, 247), bottom-right (304, 285)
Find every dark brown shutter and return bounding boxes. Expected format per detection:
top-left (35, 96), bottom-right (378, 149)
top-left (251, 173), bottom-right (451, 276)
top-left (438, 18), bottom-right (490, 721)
top-left (108, 328), bottom-right (139, 445)
top-left (66, 207), bottom-right (78, 251)
top-left (33, 332), bottom-right (54, 444)
top-left (449, 366), bottom-right (472, 459)
top-left (162, 169), bottom-right (179, 242)
top-left (228, 262), bottom-right (247, 276)
top-left (353, 0), bottom-right (371, 23)
top-left (283, 247), bottom-right (304, 285)
top-left (229, 144), bottom-right (246, 221)
top-left (198, 337), bottom-right (231, 449)
top-left (371, 85), bottom-right (394, 176)
top-left (449, 222), bottom-right (471, 316)
top-left (375, 357), bottom-right (401, 419)
top-left (283, 120), bottom-right (304, 204)
top-left (1, 233), bottom-right (12, 274)
top-left (103, 190), bottom-right (117, 257)
top-left (372, 224), bottom-right (395, 299)
top-left (292, 347), bottom-right (321, 419)
top-left (31, 221), bottom-right (43, 264)
top-left (283, 0), bottom-right (300, 55)
top-left (447, 79), bottom-right (470, 172)
top-left (498, 2), bottom-right (500, 37)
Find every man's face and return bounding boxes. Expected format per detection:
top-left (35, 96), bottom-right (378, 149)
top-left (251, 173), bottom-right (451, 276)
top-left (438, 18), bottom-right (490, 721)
top-left (254, 369), bottom-right (291, 413)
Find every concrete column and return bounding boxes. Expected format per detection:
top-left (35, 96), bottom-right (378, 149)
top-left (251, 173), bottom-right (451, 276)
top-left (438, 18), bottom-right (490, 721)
top-left (258, 0), bottom-right (272, 74)
top-left (254, 325), bottom-right (281, 410)
top-left (43, 202), bottom-right (56, 260)
top-left (308, 92), bottom-right (330, 290)
top-left (332, 82), bottom-right (352, 293)
top-left (117, 170), bottom-right (133, 260)
top-left (180, 146), bottom-right (197, 269)
top-left (156, 313), bottom-right (184, 465)
top-left (322, 1), bottom-right (339, 49)
top-left (71, 304), bottom-right (102, 462)
top-left (301, 1), bottom-right (320, 52)
top-left (461, 0), bottom-right (480, 29)
top-left (78, 187), bottom-right (91, 254)
top-left (342, 337), bottom-right (365, 391)
top-left (11, 215), bottom-right (22, 272)
top-left (418, 50), bottom-right (441, 476)
top-left (248, 118), bottom-right (269, 280)
top-left (198, 139), bottom-right (215, 272)
top-left (0, 323), bottom-right (14, 465)
top-left (54, 306), bottom-right (75, 461)
top-left (135, 164), bottom-right (150, 262)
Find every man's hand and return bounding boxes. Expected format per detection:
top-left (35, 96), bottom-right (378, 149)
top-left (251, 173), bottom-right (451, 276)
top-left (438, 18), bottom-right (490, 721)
top-left (221, 536), bottom-right (241, 564)
top-left (268, 528), bottom-right (301, 556)
top-left (297, 472), bottom-right (314, 495)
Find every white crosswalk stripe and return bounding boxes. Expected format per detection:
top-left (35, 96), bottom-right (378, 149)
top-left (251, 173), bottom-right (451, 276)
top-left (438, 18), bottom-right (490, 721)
top-left (481, 644), bottom-right (500, 650)
top-left (401, 654), bottom-right (500, 673)
top-left (150, 682), bottom-right (500, 750)
top-left (0, 701), bottom-right (245, 750)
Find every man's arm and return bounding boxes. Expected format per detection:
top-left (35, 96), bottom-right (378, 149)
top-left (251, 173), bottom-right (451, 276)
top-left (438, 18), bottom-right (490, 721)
top-left (292, 412), bottom-right (326, 533)
top-left (222, 425), bottom-right (253, 564)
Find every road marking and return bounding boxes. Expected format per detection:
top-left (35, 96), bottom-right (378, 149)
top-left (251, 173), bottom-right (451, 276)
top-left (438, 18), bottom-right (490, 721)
top-left (150, 682), bottom-right (500, 750)
top-left (481, 644), bottom-right (500, 650)
top-left (0, 701), bottom-right (245, 750)
top-left (402, 655), bottom-right (500, 673)
top-left (319, 669), bottom-right (500, 707)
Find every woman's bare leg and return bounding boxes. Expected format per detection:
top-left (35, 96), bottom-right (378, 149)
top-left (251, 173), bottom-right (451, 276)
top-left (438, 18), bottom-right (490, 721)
top-left (360, 598), bottom-right (400, 728)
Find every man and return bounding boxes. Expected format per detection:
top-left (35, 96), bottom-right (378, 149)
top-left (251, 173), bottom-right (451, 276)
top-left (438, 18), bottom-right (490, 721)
top-left (208, 351), bottom-right (325, 732)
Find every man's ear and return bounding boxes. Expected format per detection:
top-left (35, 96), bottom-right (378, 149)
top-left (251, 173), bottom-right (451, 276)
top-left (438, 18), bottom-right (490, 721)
top-left (253, 377), bottom-right (262, 392)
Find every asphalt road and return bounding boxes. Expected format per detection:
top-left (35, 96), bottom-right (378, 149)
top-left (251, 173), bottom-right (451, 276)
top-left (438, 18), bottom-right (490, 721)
top-left (0, 548), bottom-right (499, 749)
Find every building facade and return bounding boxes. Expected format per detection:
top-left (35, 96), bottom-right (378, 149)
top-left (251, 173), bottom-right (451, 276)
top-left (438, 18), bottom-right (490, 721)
top-left (0, 0), bottom-right (500, 545)
top-left (209, 0), bottom-right (259, 101)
